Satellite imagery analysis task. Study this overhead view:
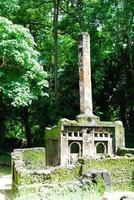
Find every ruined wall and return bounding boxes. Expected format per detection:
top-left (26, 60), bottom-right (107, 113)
top-left (45, 139), bottom-right (60, 166)
top-left (117, 147), bottom-right (134, 156)
top-left (12, 146), bottom-right (80, 192)
top-left (114, 121), bottom-right (125, 151)
top-left (12, 147), bottom-right (46, 192)
top-left (80, 157), bottom-right (134, 191)
top-left (45, 117), bottom-right (125, 166)
top-left (12, 150), bottom-right (134, 193)
top-left (45, 124), bottom-right (61, 166)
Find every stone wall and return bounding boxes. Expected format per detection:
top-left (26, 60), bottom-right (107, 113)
top-left (12, 149), bottom-right (134, 193)
top-left (117, 147), bottom-right (134, 156)
top-left (12, 147), bottom-right (46, 192)
top-left (45, 117), bottom-right (125, 166)
top-left (45, 123), bottom-right (61, 166)
top-left (45, 139), bottom-right (60, 166)
top-left (79, 157), bottom-right (134, 191)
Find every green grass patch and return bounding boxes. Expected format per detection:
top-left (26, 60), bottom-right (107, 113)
top-left (14, 185), bottom-right (101, 200)
top-left (82, 158), bottom-right (134, 191)
top-left (0, 166), bottom-right (11, 176)
top-left (22, 148), bottom-right (46, 170)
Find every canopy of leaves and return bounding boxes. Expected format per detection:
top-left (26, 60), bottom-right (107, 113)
top-left (0, 17), bottom-right (48, 107)
top-left (0, 0), bottom-right (133, 146)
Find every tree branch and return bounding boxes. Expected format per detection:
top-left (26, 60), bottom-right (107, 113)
top-left (37, 0), bottom-right (53, 8)
top-left (59, 5), bottom-right (70, 15)
top-left (0, 56), bottom-right (7, 68)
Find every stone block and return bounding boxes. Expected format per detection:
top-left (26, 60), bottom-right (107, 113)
top-left (117, 147), bottom-right (134, 156)
top-left (11, 147), bottom-right (46, 192)
top-left (81, 169), bottom-right (111, 189)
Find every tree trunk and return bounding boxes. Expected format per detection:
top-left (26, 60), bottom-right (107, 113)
top-left (124, 0), bottom-right (134, 133)
top-left (125, 14), bottom-right (134, 83)
top-left (0, 94), bottom-right (6, 138)
top-left (119, 92), bottom-right (127, 130)
top-left (53, 0), bottom-right (60, 95)
top-left (129, 108), bottom-right (134, 132)
top-left (23, 106), bottom-right (32, 147)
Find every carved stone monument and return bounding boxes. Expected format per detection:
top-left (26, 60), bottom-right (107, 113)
top-left (79, 33), bottom-right (93, 115)
top-left (45, 32), bottom-right (125, 166)
top-left (77, 32), bottom-right (100, 123)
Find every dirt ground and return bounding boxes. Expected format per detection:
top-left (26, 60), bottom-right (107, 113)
top-left (0, 174), bottom-right (12, 200)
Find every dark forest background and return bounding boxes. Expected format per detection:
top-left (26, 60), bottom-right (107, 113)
top-left (0, 0), bottom-right (133, 150)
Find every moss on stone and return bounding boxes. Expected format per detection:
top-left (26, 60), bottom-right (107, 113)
top-left (22, 148), bottom-right (46, 170)
top-left (117, 147), bottom-right (134, 156)
top-left (16, 164), bottom-right (82, 187)
top-left (60, 118), bottom-right (78, 126)
top-left (80, 157), bottom-right (134, 191)
top-left (49, 164), bottom-right (81, 182)
top-left (18, 170), bottom-right (51, 185)
top-left (45, 118), bottom-right (79, 140)
top-left (12, 148), bottom-right (134, 193)
top-left (45, 126), bottom-right (60, 140)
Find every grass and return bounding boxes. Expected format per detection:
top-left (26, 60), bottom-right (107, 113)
top-left (0, 166), bottom-right (11, 177)
top-left (14, 185), bottom-right (102, 200)
top-left (83, 158), bottom-right (134, 191)
top-left (44, 185), bottom-right (101, 200)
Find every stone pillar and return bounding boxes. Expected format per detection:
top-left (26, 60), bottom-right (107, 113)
top-left (78, 32), bottom-right (93, 115)
top-left (114, 121), bottom-right (125, 152)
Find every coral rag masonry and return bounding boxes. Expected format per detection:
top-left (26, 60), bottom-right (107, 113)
top-left (11, 33), bottom-right (131, 195)
top-left (45, 33), bottom-right (125, 166)
top-left (12, 148), bottom-right (134, 192)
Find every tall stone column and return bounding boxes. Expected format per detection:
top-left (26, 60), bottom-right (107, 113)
top-left (78, 32), bottom-right (93, 115)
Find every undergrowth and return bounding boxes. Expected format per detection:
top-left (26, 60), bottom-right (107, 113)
top-left (14, 184), bottom-right (101, 200)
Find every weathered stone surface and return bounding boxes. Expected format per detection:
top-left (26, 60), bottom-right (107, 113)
top-left (79, 157), bottom-right (134, 191)
top-left (45, 32), bottom-right (125, 166)
top-left (12, 149), bottom-right (134, 194)
top-left (46, 115), bottom-right (125, 166)
top-left (78, 32), bottom-right (93, 115)
top-left (12, 148), bottom-right (82, 193)
top-left (117, 147), bottom-right (134, 156)
top-left (11, 147), bottom-right (46, 192)
top-left (13, 147), bottom-right (46, 170)
top-left (81, 169), bottom-right (111, 189)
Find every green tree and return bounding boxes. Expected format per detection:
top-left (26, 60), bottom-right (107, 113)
top-left (0, 17), bottom-right (48, 146)
top-left (0, 0), bottom-right (133, 147)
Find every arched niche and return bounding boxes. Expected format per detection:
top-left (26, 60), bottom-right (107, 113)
top-left (69, 142), bottom-right (81, 165)
top-left (96, 142), bottom-right (107, 154)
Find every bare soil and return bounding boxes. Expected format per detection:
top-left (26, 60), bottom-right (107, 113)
top-left (0, 174), bottom-right (12, 200)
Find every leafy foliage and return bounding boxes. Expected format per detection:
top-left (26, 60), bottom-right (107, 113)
top-left (0, 17), bottom-right (48, 107)
top-left (0, 0), bottom-right (133, 146)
